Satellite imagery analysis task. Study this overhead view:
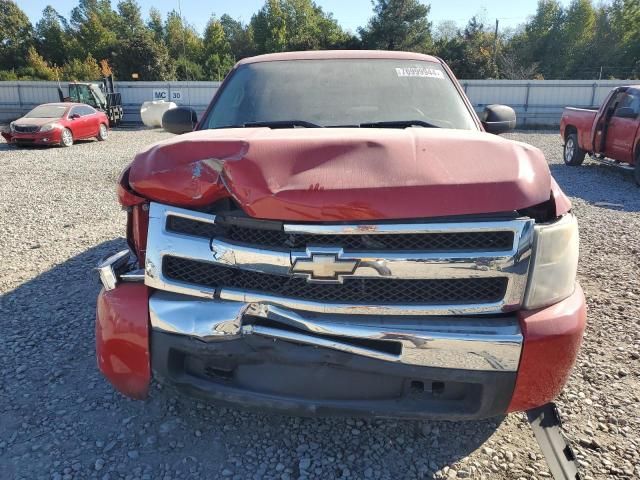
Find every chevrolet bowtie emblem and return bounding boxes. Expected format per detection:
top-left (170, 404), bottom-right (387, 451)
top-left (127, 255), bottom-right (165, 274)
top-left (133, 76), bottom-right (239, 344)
top-left (291, 252), bottom-right (359, 283)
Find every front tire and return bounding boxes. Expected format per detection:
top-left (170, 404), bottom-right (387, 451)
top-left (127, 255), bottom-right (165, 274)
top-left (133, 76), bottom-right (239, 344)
top-left (97, 123), bottom-right (108, 141)
top-left (61, 128), bottom-right (73, 147)
top-left (564, 133), bottom-right (585, 166)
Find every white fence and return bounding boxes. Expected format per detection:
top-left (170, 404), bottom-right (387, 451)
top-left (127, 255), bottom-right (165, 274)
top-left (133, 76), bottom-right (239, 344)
top-left (2, 79), bottom-right (640, 126)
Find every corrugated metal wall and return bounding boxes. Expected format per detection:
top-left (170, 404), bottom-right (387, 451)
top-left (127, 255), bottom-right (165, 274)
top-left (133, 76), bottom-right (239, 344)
top-left (0, 81), bottom-right (221, 124)
top-left (2, 79), bottom-right (640, 126)
top-left (462, 79), bottom-right (640, 126)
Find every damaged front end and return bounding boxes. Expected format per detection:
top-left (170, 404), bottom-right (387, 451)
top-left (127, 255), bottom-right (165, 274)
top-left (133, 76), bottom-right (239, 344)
top-left (95, 127), bottom-right (584, 419)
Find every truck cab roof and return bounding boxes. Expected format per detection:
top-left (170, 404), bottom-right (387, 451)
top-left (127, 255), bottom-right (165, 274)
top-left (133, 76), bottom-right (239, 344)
top-left (237, 50), bottom-right (442, 66)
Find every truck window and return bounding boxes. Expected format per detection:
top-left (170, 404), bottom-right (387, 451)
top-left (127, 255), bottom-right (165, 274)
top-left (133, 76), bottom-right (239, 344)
top-left (615, 92), bottom-right (640, 116)
top-left (202, 59), bottom-right (477, 131)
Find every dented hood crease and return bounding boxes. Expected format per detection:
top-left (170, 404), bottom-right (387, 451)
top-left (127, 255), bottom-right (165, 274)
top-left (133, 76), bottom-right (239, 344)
top-left (128, 128), bottom-right (552, 221)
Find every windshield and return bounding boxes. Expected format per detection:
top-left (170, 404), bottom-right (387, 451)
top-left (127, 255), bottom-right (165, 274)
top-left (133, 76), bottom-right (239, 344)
top-left (202, 59), bottom-right (477, 130)
top-left (25, 105), bottom-right (67, 119)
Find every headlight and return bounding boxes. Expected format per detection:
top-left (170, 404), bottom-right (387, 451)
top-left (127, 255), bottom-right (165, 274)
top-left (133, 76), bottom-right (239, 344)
top-left (40, 123), bottom-right (59, 132)
top-left (523, 213), bottom-right (579, 310)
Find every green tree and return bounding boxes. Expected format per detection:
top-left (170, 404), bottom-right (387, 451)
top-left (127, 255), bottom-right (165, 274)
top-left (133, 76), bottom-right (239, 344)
top-left (35, 6), bottom-right (70, 67)
top-left (67, 0), bottom-right (118, 62)
top-left (251, 0), bottom-right (287, 54)
top-left (174, 57), bottom-right (204, 81)
top-left (610, 0), bottom-right (640, 77)
top-left (70, 0), bottom-right (118, 30)
top-left (359, 0), bottom-right (433, 52)
top-left (203, 17), bottom-right (236, 80)
top-left (509, 0), bottom-right (565, 78)
top-left (220, 14), bottom-right (256, 59)
top-left (113, 30), bottom-right (174, 80)
top-left (0, 0), bottom-right (34, 71)
top-left (115, 0), bottom-right (146, 37)
top-left (164, 10), bottom-right (204, 79)
top-left (561, 0), bottom-right (597, 78)
top-left (280, 0), bottom-right (350, 49)
top-left (147, 7), bottom-right (164, 43)
top-left (434, 17), bottom-right (498, 79)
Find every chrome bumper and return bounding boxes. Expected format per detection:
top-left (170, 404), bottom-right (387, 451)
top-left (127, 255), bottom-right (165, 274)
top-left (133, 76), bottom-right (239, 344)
top-left (97, 249), bottom-right (523, 372)
top-left (148, 291), bottom-right (523, 372)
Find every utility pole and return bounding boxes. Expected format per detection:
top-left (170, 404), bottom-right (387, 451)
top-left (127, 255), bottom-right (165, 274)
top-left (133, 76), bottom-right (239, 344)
top-left (493, 19), bottom-right (499, 75)
top-left (599, 66), bottom-right (603, 80)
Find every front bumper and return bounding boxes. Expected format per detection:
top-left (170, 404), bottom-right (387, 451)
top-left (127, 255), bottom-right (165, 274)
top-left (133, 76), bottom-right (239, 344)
top-left (95, 249), bottom-right (586, 418)
top-left (2, 129), bottom-right (63, 145)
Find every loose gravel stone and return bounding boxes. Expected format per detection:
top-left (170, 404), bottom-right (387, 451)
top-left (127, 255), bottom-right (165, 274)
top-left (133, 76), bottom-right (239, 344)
top-left (1, 129), bottom-right (639, 479)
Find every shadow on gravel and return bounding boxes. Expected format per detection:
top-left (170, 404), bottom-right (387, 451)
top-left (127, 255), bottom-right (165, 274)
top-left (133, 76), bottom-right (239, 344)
top-left (0, 139), bottom-right (99, 152)
top-left (0, 239), bottom-right (507, 478)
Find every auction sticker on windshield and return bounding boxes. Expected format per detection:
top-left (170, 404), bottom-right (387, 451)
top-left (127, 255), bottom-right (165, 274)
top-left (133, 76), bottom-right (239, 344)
top-left (395, 67), bottom-right (445, 79)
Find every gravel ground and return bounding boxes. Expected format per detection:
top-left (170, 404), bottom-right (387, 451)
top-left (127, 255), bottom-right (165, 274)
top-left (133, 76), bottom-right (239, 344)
top-left (0, 128), bottom-right (639, 480)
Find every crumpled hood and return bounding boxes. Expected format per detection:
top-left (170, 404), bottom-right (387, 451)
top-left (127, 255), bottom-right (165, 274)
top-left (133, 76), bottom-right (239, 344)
top-left (129, 127), bottom-right (552, 221)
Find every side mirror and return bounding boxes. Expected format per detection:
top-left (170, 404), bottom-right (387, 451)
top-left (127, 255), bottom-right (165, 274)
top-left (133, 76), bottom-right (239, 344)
top-left (162, 107), bottom-right (198, 134)
top-left (614, 106), bottom-right (637, 119)
top-left (481, 104), bottom-right (516, 134)
top-left (70, 113), bottom-right (80, 120)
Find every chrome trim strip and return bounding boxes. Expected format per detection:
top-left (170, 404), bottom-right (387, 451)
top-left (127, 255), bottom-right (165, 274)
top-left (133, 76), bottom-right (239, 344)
top-left (121, 269), bottom-right (145, 282)
top-left (219, 288), bottom-right (508, 315)
top-left (283, 220), bottom-right (529, 235)
top-left (244, 324), bottom-right (401, 363)
top-left (149, 292), bottom-right (522, 371)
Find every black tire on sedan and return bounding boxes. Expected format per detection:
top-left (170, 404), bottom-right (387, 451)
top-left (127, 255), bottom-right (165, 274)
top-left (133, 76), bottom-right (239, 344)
top-left (564, 132), bottom-right (585, 166)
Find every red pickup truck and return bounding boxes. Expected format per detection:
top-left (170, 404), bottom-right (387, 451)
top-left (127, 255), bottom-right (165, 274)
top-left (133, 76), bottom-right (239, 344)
top-left (96, 51), bottom-right (585, 420)
top-left (560, 85), bottom-right (640, 184)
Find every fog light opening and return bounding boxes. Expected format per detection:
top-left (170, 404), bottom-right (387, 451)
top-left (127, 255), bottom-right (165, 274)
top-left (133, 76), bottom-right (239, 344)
top-left (410, 380), bottom-right (425, 393)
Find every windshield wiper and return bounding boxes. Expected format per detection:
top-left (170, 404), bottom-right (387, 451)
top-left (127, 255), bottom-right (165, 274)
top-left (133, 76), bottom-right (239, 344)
top-left (359, 120), bottom-right (439, 129)
top-left (243, 120), bottom-right (322, 129)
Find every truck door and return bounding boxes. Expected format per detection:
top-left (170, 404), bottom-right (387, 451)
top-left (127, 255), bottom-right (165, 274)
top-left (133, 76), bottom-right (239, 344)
top-left (600, 91), bottom-right (640, 163)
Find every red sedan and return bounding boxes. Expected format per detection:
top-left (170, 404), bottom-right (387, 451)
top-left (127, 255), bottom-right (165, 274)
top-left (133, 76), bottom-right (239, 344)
top-left (1, 102), bottom-right (109, 147)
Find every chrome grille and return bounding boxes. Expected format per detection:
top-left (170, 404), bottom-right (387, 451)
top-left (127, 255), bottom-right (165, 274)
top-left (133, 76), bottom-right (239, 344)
top-left (163, 256), bottom-right (508, 305)
top-left (166, 215), bottom-right (515, 252)
top-left (145, 203), bottom-right (534, 315)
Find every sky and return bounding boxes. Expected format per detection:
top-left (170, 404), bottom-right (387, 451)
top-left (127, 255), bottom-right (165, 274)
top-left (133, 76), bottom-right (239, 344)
top-left (20, 0), bottom-right (572, 35)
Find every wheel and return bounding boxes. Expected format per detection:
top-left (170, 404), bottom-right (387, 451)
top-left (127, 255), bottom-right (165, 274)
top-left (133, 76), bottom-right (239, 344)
top-left (97, 123), bottom-right (108, 141)
top-left (564, 133), bottom-right (585, 166)
top-left (60, 128), bottom-right (73, 147)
